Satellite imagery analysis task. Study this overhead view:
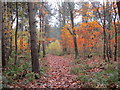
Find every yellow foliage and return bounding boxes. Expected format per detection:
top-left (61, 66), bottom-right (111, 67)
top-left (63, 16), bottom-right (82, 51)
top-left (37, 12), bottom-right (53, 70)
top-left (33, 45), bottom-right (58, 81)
top-left (86, 12), bottom-right (92, 15)
top-left (47, 40), bottom-right (63, 56)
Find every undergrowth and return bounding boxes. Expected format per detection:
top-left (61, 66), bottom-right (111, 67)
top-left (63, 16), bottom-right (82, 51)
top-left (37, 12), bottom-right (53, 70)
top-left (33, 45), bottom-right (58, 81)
top-left (70, 58), bottom-right (120, 88)
top-left (2, 52), bottom-right (48, 88)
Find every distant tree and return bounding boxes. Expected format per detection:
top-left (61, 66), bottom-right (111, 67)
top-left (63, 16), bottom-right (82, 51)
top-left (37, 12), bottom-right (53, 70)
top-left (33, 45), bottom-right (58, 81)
top-left (41, 2), bottom-right (46, 57)
top-left (81, 2), bottom-right (89, 23)
top-left (38, 2), bottom-right (46, 57)
top-left (59, 2), bottom-right (68, 53)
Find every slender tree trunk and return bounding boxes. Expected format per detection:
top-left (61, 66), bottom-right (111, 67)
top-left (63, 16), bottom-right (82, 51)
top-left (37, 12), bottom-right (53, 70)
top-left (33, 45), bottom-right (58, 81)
top-left (14, 2), bottom-right (18, 65)
top-left (42, 17), bottom-right (46, 57)
top-left (117, 1), bottom-right (120, 57)
top-left (117, 1), bottom-right (120, 19)
top-left (38, 17), bottom-right (42, 54)
top-left (83, 44), bottom-right (86, 59)
top-left (7, 3), bottom-right (13, 60)
top-left (106, 41), bottom-right (110, 61)
top-left (73, 36), bottom-right (78, 59)
top-left (28, 2), bottom-right (40, 73)
top-left (62, 6), bottom-right (67, 54)
top-left (38, 41), bottom-right (41, 54)
top-left (103, 2), bottom-right (107, 61)
top-left (63, 47), bottom-right (67, 53)
top-left (42, 41), bottom-right (46, 57)
top-left (114, 21), bottom-right (117, 61)
top-left (68, 3), bottom-right (78, 59)
top-left (2, 2), bottom-right (6, 67)
top-left (0, 1), bottom-right (4, 67)
top-left (113, 3), bottom-right (118, 61)
top-left (117, 1), bottom-right (120, 58)
top-left (108, 34), bottom-right (112, 58)
top-left (105, 3), bottom-right (113, 61)
top-left (42, 2), bottom-right (46, 57)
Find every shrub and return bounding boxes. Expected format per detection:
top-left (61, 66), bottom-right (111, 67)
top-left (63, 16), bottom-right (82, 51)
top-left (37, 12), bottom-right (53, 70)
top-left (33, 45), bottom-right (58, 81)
top-left (47, 40), bottom-right (63, 56)
top-left (74, 59), bottom-right (81, 64)
top-left (72, 59), bottom-right (119, 88)
top-left (70, 67), bottom-right (83, 75)
top-left (75, 66), bottom-right (119, 88)
top-left (25, 72), bottom-right (35, 81)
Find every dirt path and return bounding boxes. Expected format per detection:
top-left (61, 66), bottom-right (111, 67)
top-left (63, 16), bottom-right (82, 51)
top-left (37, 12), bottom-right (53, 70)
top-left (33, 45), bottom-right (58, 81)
top-left (38, 54), bottom-right (80, 88)
top-left (13, 54), bottom-right (81, 88)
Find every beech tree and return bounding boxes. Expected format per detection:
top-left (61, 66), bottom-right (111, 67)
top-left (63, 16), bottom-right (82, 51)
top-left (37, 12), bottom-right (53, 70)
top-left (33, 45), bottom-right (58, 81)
top-left (28, 2), bottom-right (40, 73)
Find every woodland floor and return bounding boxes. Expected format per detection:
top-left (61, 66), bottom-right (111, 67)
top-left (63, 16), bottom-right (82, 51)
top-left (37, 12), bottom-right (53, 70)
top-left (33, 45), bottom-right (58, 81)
top-left (9, 54), bottom-right (82, 88)
top-left (27, 54), bottom-right (80, 88)
top-left (8, 54), bottom-right (119, 88)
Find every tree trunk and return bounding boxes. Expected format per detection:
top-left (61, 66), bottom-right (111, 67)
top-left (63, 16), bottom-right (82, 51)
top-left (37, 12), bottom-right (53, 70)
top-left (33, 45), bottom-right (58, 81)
top-left (103, 2), bottom-right (107, 61)
top-left (14, 2), bottom-right (18, 65)
top-left (7, 3), bottom-right (13, 60)
top-left (73, 36), bottom-right (78, 59)
top-left (0, 1), bottom-right (4, 67)
top-left (113, 3), bottom-right (118, 61)
top-left (42, 41), bottom-right (46, 57)
top-left (1, 2), bottom-right (6, 67)
top-left (42, 21), bottom-right (46, 57)
top-left (117, 1), bottom-right (120, 57)
top-left (68, 3), bottom-right (78, 59)
top-left (38, 17), bottom-right (42, 54)
top-left (108, 34), bottom-right (112, 58)
top-left (117, 1), bottom-right (120, 19)
top-left (42, 17), bottom-right (46, 57)
top-left (61, 3), bottom-right (67, 54)
top-left (28, 2), bottom-right (40, 73)
top-left (42, 2), bottom-right (46, 57)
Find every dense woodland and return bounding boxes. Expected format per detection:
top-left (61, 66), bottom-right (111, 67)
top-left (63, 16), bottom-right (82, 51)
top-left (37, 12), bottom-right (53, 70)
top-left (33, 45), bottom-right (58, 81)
top-left (0, 0), bottom-right (120, 89)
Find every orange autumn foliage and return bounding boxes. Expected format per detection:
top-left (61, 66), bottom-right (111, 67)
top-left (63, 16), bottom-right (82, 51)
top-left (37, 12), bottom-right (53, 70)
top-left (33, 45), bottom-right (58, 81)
top-left (18, 38), bottom-right (29, 50)
top-left (60, 21), bottom-right (103, 51)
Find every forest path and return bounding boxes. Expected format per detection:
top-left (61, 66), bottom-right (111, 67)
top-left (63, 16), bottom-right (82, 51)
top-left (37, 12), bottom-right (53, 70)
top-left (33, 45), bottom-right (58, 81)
top-left (39, 54), bottom-right (80, 88)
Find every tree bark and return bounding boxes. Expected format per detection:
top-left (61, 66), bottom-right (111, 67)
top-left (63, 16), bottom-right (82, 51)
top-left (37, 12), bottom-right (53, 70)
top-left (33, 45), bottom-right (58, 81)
top-left (42, 2), bottom-right (46, 57)
top-left (28, 2), bottom-right (40, 73)
top-left (103, 2), bottom-right (107, 61)
top-left (113, 3), bottom-right (118, 61)
top-left (68, 3), bottom-right (78, 59)
top-left (42, 21), bottom-right (46, 57)
top-left (1, 2), bottom-right (6, 67)
top-left (0, 1), bottom-right (4, 67)
top-left (117, 1), bottom-right (120, 57)
top-left (14, 2), bottom-right (18, 65)
top-left (38, 16), bottom-right (42, 54)
top-left (42, 41), bottom-right (46, 57)
top-left (117, 1), bottom-right (120, 19)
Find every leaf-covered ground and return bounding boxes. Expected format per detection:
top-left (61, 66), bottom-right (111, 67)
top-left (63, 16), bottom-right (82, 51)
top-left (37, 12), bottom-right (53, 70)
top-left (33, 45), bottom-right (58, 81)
top-left (26, 54), bottom-right (81, 88)
top-left (6, 54), bottom-right (119, 88)
top-left (39, 54), bottom-right (80, 88)
top-left (7, 54), bottom-right (82, 88)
